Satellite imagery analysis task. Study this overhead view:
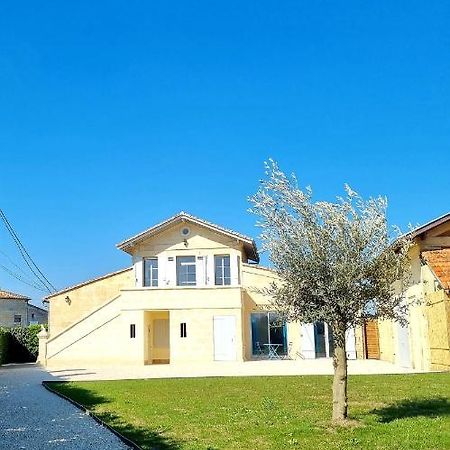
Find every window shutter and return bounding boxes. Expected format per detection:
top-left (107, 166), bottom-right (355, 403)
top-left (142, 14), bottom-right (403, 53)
top-left (196, 256), bottom-right (206, 286)
top-left (166, 257), bottom-right (176, 287)
top-left (229, 254), bottom-right (239, 286)
top-left (134, 258), bottom-right (144, 287)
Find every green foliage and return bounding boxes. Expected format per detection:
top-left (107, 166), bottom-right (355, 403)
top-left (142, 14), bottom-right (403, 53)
top-left (0, 328), bottom-right (9, 365)
top-left (49, 374), bottom-right (450, 450)
top-left (249, 160), bottom-right (413, 328)
top-left (0, 324), bottom-right (44, 364)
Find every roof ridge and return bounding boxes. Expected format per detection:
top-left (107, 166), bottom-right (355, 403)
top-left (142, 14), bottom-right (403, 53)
top-left (0, 289), bottom-right (31, 300)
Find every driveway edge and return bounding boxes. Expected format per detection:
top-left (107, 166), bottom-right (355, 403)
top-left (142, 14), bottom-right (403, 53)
top-left (42, 381), bottom-right (141, 450)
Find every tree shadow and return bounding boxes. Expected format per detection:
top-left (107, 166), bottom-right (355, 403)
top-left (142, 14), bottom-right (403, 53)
top-left (372, 397), bottom-right (450, 423)
top-left (47, 382), bottom-right (182, 450)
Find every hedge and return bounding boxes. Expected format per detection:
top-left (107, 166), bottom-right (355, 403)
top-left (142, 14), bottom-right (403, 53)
top-left (0, 324), bottom-right (45, 364)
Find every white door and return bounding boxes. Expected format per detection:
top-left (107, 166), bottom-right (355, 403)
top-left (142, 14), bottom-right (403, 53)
top-left (345, 327), bottom-right (357, 360)
top-left (301, 323), bottom-right (316, 359)
top-left (213, 316), bottom-right (236, 361)
top-left (397, 323), bottom-right (411, 368)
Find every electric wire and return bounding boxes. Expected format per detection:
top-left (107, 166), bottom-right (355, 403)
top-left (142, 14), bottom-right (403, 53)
top-left (0, 263), bottom-right (48, 292)
top-left (0, 248), bottom-right (39, 282)
top-left (0, 209), bottom-right (56, 293)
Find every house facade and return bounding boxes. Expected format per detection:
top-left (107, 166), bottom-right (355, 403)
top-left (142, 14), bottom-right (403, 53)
top-left (41, 212), bottom-right (357, 367)
top-left (369, 213), bottom-right (450, 371)
top-left (0, 289), bottom-right (48, 327)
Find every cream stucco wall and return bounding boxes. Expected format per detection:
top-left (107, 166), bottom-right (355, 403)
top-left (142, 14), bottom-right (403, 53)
top-left (131, 223), bottom-right (244, 288)
top-left (43, 218), bottom-right (366, 368)
top-left (47, 268), bottom-right (133, 335)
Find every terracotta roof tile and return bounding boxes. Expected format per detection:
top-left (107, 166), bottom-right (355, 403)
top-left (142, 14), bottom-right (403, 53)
top-left (422, 249), bottom-right (450, 290)
top-left (0, 289), bottom-right (30, 300)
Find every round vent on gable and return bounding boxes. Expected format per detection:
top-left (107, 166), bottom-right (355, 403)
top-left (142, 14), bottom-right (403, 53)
top-left (180, 226), bottom-right (191, 237)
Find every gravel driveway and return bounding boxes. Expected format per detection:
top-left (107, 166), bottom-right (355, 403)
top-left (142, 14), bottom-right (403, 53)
top-left (0, 364), bottom-right (130, 449)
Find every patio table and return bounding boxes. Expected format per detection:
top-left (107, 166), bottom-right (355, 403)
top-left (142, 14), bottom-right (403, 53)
top-left (264, 343), bottom-right (282, 359)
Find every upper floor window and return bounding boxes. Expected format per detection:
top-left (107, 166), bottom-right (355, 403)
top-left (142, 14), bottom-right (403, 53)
top-left (177, 256), bottom-right (196, 286)
top-left (215, 255), bottom-right (231, 285)
top-left (144, 258), bottom-right (158, 287)
top-left (14, 314), bottom-right (22, 324)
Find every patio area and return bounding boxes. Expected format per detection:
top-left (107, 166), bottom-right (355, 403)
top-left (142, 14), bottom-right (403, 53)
top-left (44, 358), bottom-right (419, 382)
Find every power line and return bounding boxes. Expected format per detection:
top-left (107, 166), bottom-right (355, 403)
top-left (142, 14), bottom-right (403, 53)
top-left (0, 209), bottom-right (52, 292)
top-left (0, 209), bottom-right (56, 293)
top-left (0, 263), bottom-right (48, 292)
top-left (0, 248), bottom-right (38, 281)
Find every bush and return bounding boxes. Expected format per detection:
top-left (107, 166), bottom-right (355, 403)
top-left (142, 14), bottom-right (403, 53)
top-left (0, 328), bottom-right (9, 365)
top-left (0, 325), bottom-right (45, 364)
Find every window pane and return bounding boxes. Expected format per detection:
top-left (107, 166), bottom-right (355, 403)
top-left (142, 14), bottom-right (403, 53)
top-left (251, 313), bottom-right (269, 354)
top-left (214, 255), bottom-right (230, 286)
top-left (223, 265), bottom-right (231, 285)
top-left (251, 312), bottom-right (287, 356)
top-left (144, 258), bottom-right (158, 287)
top-left (177, 256), bottom-right (196, 285)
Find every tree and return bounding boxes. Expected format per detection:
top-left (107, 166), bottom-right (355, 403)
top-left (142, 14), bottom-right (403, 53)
top-left (250, 160), bottom-right (412, 423)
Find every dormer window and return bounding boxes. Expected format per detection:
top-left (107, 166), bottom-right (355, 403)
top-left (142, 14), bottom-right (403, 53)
top-left (144, 258), bottom-right (159, 287)
top-left (176, 256), bottom-right (196, 286)
top-left (215, 255), bottom-right (231, 285)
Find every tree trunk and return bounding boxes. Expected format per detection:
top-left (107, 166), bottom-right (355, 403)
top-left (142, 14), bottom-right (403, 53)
top-left (332, 322), bottom-right (348, 423)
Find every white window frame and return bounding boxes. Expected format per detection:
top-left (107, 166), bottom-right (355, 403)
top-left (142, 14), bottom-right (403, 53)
top-left (143, 257), bottom-right (159, 287)
top-left (176, 256), bottom-right (196, 286)
top-left (214, 254), bottom-right (231, 286)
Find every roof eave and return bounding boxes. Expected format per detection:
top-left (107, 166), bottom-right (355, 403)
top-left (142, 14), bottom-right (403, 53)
top-left (116, 212), bottom-right (260, 262)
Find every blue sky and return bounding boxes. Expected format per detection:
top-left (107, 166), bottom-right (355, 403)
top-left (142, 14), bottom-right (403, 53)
top-left (0, 1), bottom-right (449, 305)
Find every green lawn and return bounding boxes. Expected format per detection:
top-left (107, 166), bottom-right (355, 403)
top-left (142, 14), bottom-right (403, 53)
top-left (48, 373), bottom-right (450, 450)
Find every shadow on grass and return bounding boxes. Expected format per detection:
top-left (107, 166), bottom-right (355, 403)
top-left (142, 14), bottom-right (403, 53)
top-left (49, 382), bottom-right (182, 450)
top-left (372, 397), bottom-right (450, 423)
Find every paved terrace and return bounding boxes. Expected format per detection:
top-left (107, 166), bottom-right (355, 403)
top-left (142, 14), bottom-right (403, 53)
top-left (46, 359), bottom-right (419, 382)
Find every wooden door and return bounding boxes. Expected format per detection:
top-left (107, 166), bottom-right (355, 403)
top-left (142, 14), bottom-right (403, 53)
top-left (364, 320), bottom-right (380, 359)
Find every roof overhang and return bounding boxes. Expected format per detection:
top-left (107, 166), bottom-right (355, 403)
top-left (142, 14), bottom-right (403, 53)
top-left (405, 212), bottom-right (450, 241)
top-left (116, 212), bottom-right (259, 263)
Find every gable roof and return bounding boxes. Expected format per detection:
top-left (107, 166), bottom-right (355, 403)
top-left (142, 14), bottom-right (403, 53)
top-left (0, 289), bottom-right (30, 301)
top-left (406, 212), bottom-right (450, 240)
top-left (422, 249), bottom-right (450, 290)
top-left (116, 211), bottom-right (259, 262)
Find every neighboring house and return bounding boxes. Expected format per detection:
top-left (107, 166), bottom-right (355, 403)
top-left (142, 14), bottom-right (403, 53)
top-left (359, 213), bottom-right (450, 371)
top-left (41, 212), bottom-right (357, 367)
top-left (0, 289), bottom-right (48, 327)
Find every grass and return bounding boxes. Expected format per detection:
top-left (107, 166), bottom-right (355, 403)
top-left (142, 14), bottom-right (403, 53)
top-left (48, 373), bottom-right (450, 450)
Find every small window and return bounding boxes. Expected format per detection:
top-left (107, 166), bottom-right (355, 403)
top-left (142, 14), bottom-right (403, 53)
top-left (130, 324), bottom-right (136, 338)
top-left (31, 313), bottom-right (35, 319)
top-left (180, 322), bottom-right (187, 338)
top-left (176, 256), bottom-right (196, 286)
top-left (14, 315), bottom-right (22, 324)
top-left (215, 255), bottom-right (231, 285)
top-left (143, 258), bottom-right (159, 287)
top-left (180, 227), bottom-right (190, 237)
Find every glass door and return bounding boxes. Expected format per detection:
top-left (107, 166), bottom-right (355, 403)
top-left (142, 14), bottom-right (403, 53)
top-left (251, 312), bottom-right (287, 356)
top-left (314, 322), bottom-right (334, 357)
